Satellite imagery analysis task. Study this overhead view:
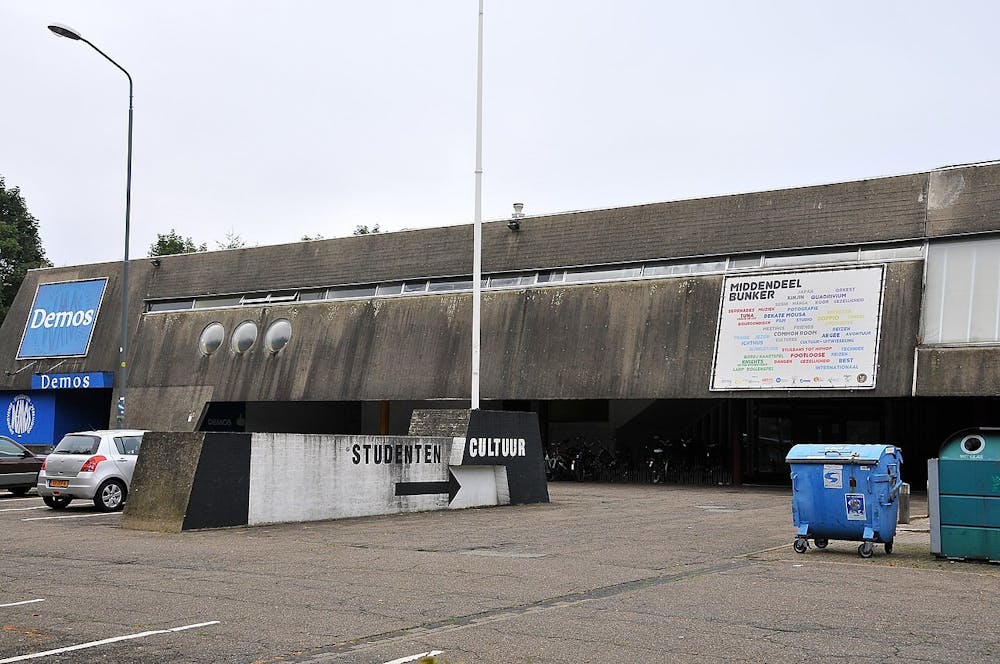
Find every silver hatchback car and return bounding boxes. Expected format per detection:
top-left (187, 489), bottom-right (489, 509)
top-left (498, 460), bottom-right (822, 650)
top-left (36, 430), bottom-right (146, 511)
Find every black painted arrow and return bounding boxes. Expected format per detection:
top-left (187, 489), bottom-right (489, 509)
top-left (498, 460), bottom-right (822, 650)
top-left (394, 470), bottom-right (461, 504)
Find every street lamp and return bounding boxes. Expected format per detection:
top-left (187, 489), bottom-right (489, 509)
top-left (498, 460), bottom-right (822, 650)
top-left (48, 23), bottom-right (133, 427)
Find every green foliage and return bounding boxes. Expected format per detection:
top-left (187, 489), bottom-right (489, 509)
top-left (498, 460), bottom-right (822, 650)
top-left (0, 176), bottom-right (50, 325)
top-left (353, 223), bottom-right (381, 235)
top-left (216, 230), bottom-right (246, 250)
top-left (301, 233), bottom-right (325, 241)
top-left (148, 229), bottom-right (207, 256)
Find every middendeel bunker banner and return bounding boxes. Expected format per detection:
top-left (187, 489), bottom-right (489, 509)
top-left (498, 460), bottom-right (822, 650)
top-left (710, 265), bottom-right (886, 390)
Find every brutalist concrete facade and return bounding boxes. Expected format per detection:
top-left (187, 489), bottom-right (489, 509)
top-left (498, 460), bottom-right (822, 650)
top-left (4, 162), bottom-right (1000, 484)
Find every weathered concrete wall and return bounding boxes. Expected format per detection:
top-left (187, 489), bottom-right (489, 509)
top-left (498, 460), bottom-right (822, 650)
top-left (0, 166), bottom-right (946, 401)
top-left (125, 386), bottom-right (216, 433)
top-left (0, 258), bottom-right (924, 434)
top-left (927, 163), bottom-right (1000, 237)
top-left (248, 434), bottom-right (457, 525)
top-left (409, 409), bottom-right (471, 437)
top-left (117, 260), bottom-right (923, 426)
top-left (9, 164), bottom-right (1000, 419)
top-left (121, 432), bottom-right (204, 533)
top-left (124, 411), bottom-right (547, 531)
top-left (915, 348), bottom-right (1000, 396)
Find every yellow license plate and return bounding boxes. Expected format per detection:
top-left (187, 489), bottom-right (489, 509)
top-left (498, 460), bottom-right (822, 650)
top-left (50, 480), bottom-right (69, 488)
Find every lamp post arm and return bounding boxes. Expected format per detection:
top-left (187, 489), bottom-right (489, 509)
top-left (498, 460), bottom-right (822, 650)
top-left (79, 38), bottom-right (133, 94)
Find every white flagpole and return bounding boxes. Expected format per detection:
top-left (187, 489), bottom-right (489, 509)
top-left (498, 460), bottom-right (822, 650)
top-left (472, 0), bottom-right (484, 411)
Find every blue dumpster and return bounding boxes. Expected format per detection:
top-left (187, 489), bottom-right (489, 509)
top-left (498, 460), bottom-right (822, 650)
top-left (785, 444), bottom-right (904, 558)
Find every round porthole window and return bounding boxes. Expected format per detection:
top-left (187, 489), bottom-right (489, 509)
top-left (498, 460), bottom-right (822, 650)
top-left (199, 322), bottom-right (225, 356)
top-left (264, 319), bottom-right (292, 353)
top-left (960, 435), bottom-right (985, 455)
top-left (231, 320), bottom-right (258, 354)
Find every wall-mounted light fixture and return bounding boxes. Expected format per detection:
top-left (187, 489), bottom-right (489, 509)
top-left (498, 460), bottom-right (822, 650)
top-left (508, 202), bottom-right (525, 231)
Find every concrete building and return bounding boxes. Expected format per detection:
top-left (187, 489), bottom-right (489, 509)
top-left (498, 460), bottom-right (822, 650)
top-left (4, 161), bottom-right (1000, 486)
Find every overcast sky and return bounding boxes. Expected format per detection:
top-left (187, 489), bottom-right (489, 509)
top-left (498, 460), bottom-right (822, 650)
top-left (3, 1), bottom-right (999, 267)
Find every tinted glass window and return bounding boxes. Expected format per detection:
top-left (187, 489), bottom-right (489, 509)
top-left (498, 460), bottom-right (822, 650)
top-left (199, 322), bottom-right (225, 356)
top-left (329, 285), bottom-right (377, 299)
top-left (231, 321), bottom-right (258, 354)
top-left (859, 244), bottom-right (923, 261)
top-left (536, 271), bottom-right (564, 283)
top-left (147, 300), bottom-right (194, 312)
top-left (0, 438), bottom-right (25, 457)
top-left (428, 278), bottom-right (473, 292)
top-left (729, 255), bottom-right (762, 269)
top-left (764, 250), bottom-right (858, 267)
top-left (564, 265), bottom-right (642, 283)
top-left (488, 273), bottom-right (534, 288)
top-left (241, 292), bottom-right (297, 305)
top-left (54, 435), bottom-right (100, 455)
top-left (194, 296), bottom-right (243, 309)
top-left (685, 260), bottom-right (728, 274)
top-left (376, 283), bottom-right (404, 296)
top-left (643, 262), bottom-right (689, 277)
top-left (264, 319), bottom-right (292, 353)
top-left (114, 436), bottom-right (143, 455)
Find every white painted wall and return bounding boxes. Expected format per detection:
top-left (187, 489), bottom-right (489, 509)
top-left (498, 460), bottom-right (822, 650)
top-left (449, 466), bottom-right (499, 509)
top-left (247, 433), bottom-right (506, 525)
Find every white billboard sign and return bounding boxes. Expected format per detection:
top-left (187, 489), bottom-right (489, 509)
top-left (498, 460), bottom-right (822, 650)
top-left (710, 265), bottom-right (886, 390)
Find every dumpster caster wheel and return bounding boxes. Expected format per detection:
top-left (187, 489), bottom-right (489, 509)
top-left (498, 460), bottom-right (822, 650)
top-left (793, 538), bottom-right (809, 554)
top-left (858, 542), bottom-right (875, 558)
top-left (884, 541), bottom-right (893, 555)
top-left (814, 538), bottom-right (828, 549)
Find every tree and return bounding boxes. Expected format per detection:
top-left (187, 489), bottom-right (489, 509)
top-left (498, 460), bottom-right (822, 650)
top-left (216, 230), bottom-right (246, 250)
top-left (301, 233), bottom-right (324, 241)
top-left (148, 229), bottom-right (207, 256)
top-left (0, 176), bottom-right (50, 325)
top-left (353, 224), bottom-right (381, 235)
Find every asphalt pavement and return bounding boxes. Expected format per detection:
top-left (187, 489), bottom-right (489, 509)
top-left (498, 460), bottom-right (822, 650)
top-left (0, 482), bottom-right (996, 663)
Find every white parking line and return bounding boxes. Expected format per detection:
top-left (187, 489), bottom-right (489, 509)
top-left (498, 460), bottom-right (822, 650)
top-left (0, 621), bottom-right (221, 663)
top-left (382, 651), bottom-right (444, 664)
top-left (22, 513), bottom-right (120, 522)
top-left (0, 599), bottom-right (44, 608)
top-left (0, 506), bottom-right (47, 513)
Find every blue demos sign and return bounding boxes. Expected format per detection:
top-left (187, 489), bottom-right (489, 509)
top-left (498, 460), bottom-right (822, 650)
top-left (31, 372), bottom-right (114, 390)
top-left (1, 393), bottom-right (55, 444)
top-left (16, 278), bottom-right (108, 359)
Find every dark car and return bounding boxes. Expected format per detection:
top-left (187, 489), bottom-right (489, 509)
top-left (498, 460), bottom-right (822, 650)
top-left (0, 436), bottom-right (44, 496)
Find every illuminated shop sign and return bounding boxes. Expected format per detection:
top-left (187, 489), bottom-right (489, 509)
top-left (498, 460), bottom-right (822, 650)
top-left (16, 278), bottom-right (108, 359)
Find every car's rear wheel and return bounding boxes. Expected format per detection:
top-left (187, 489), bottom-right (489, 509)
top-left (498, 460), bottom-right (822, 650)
top-left (8, 487), bottom-right (30, 497)
top-left (43, 495), bottom-right (72, 509)
top-left (94, 479), bottom-right (126, 512)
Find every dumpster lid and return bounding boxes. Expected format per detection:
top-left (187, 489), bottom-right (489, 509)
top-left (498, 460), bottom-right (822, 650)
top-left (785, 444), bottom-right (898, 464)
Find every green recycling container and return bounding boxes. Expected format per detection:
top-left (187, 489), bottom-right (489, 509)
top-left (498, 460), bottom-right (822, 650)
top-left (928, 428), bottom-right (1000, 562)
